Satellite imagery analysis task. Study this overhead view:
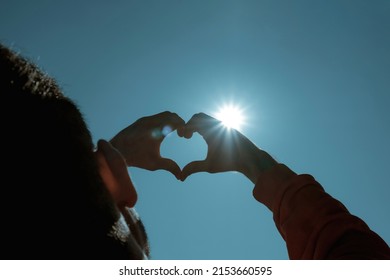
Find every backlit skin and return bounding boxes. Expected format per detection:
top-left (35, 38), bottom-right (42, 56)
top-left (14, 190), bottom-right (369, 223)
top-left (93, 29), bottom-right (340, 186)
top-left (95, 139), bottom-right (149, 258)
top-left (96, 139), bottom-right (137, 208)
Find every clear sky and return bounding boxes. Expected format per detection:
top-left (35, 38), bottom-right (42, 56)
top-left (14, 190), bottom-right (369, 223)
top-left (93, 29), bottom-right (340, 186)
top-left (1, 0), bottom-right (389, 260)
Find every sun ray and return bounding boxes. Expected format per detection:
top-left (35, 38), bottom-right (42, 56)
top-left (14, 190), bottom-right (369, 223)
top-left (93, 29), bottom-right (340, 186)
top-left (214, 103), bottom-right (245, 131)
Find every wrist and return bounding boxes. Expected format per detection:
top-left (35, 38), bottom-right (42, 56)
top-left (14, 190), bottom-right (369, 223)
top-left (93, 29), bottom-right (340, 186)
top-left (242, 150), bottom-right (278, 184)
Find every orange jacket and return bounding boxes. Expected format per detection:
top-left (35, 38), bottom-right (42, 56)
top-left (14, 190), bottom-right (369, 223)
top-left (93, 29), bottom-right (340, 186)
top-left (253, 164), bottom-right (390, 259)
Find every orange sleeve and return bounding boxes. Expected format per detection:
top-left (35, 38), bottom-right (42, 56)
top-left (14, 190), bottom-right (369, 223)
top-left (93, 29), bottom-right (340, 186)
top-left (252, 164), bottom-right (390, 259)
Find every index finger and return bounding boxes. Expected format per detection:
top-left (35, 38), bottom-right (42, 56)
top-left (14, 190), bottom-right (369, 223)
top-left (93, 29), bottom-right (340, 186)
top-left (153, 111), bottom-right (186, 135)
top-left (180, 112), bottom-right (222, 139)
top-left (156, 111), bottom-right (185, 128)
top-left (145, 111), bottom-right (185, 140)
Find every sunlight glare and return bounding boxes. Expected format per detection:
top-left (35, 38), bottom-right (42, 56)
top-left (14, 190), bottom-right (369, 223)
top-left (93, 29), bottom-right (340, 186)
top-left (215, 104), bottom-right (245, 130)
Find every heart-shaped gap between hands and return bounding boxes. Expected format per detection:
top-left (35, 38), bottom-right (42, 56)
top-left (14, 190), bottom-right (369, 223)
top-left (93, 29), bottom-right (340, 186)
top-left (160, 131), bottom-right (208, 172)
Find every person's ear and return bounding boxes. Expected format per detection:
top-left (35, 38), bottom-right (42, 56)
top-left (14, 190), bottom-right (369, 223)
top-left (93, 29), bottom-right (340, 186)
top-left (95, 139), bottom-right (137, 208)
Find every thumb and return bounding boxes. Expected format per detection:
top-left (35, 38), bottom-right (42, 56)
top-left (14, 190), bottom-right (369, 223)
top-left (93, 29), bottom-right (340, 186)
top-left (180, 160), bottom-right (208, 181)
top-left (157, 157), bottom-right (182, 180)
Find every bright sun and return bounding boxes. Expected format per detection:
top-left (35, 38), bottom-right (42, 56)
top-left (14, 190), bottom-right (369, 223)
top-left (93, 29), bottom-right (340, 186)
top-left (215, 104), bottom-right (245, 131)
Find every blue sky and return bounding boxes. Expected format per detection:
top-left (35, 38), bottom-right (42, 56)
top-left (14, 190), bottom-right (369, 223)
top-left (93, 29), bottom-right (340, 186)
top-left (1, 0), bottom-right (389, 259)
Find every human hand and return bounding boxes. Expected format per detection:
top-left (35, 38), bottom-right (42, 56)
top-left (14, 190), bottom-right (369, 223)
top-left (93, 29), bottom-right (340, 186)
top-left (110, 111), bottom-right (185, 180)
top-left (177, 113), bottom-right (277, 183)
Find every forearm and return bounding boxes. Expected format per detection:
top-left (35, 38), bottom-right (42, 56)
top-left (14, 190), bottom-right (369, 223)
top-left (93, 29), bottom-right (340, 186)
top-left (252, 164), bottom-right (390, 259)
top-left (238, 143), bottom-right (279, 184)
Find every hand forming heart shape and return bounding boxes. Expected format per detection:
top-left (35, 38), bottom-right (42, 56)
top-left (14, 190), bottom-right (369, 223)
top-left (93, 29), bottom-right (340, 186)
top-left (110, 111), bottom-right (262, 182)
top-left (160, 131), bottom-right (208, 173)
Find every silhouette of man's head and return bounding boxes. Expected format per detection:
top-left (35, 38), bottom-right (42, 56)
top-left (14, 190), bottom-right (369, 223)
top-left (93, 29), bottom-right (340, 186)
top-left (0, 43), bottom-right (149, 259)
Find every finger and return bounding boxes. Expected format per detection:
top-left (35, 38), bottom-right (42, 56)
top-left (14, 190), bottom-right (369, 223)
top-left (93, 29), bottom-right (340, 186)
top-left (149, 111), bottom-right (186, 140)
top-left (153, 111), bottom-right (185, 131)
top-left (180, 160), bottom-right (208, 181)
top-left (178, 113), bottom-right (209, 139)
top-left (157, 157), bottom-right (182, 180)
top-left (177, 126), bottom-right (194, 139)
top-left (164, 111), bottom-right (186, 130)
top-left (176, 125), bottom-right (187, 138)
top-left (184, 112), bottom-right (221, 138)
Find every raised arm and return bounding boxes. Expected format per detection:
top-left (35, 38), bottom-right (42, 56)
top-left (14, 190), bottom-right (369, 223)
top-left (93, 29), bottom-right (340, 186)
top-left (178, 112), bottom-right (390, 259)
